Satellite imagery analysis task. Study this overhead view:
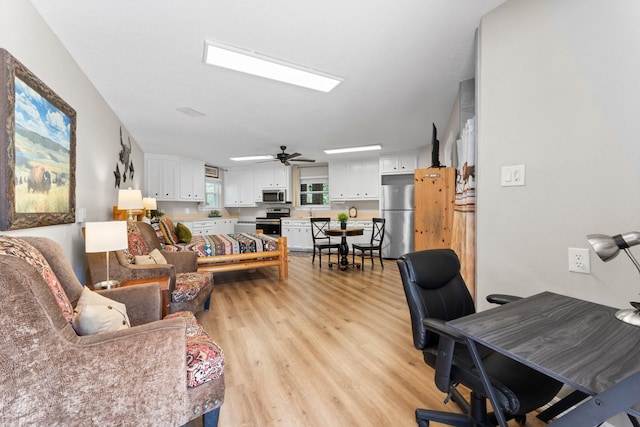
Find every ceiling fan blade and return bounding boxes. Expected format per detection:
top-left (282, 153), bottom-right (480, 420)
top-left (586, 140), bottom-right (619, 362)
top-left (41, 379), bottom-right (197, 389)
top-left (291, 158), bottom-right (316, 163)
top-left (286, 152), bottom-right (301, 159)
top-left (285, 160), bottom-right (291, 166)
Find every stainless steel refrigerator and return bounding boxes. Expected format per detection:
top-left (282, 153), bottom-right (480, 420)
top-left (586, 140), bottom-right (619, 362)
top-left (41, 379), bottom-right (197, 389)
top-left (381, 183), bottom-right (414, 258)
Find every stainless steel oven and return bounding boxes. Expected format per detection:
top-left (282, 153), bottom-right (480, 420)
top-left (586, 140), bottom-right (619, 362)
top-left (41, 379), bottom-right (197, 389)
top-left (255, 208), bottom-right (290, 236)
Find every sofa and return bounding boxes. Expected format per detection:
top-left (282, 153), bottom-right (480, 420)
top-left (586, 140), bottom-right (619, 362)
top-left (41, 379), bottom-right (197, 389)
top-left (0, 235), bottom-right (225, 426)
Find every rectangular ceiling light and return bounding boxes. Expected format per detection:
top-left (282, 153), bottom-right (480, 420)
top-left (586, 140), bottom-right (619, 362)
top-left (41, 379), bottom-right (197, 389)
top-left (230, 155), bottom-right (274, 162)
top-left (204, 40), bottom-right (343, 93)
top-left (324, 144), bottom-right (382, 155)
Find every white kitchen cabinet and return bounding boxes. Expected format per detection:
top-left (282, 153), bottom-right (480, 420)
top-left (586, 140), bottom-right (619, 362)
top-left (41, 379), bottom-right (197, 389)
top-left (379, 154), bottom-right (417, 175)
top-left (216, 218), bottom-right (237, 234)
top-left (178, 158), bottom-right (205, 201)
top-left (281, 219), bottom-right (313, 250)
top-left (259, 164), bottom-right (291, 189)
top-left (191, 220), bottom-right (214, 236)
top-left (145, 154), bottom-right (178, 200)
top-left (190, 218), bottom-right (238, 235)
top-left (329, 158), bottom-right (379, 201)
top-left (223, 168), bottom-right (256, 207)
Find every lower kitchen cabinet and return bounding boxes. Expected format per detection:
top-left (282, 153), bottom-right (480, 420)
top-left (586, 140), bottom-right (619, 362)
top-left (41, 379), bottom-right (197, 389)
top-left (281, 219), bottom-right (313, 251)
top-left (188, 219), bottom-right (238, 236)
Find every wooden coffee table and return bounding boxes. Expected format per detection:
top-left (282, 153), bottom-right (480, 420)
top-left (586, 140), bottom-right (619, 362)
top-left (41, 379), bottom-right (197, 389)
top-left (89, 276), bottom-right (171, 318)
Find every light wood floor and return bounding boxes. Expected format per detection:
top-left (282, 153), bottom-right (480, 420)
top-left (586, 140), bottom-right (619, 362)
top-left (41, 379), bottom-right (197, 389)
top-left (190, 253), bottom-right (547, 427)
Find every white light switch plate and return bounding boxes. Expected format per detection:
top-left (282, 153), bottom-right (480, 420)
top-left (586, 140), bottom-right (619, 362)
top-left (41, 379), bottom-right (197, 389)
top-left (501, 164), bottom-right (525, 187)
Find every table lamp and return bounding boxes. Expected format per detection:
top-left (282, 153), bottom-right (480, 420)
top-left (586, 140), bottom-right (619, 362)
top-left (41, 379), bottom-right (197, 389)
top-left (117, 188), bottom-right (143, 221)
top-left (142, 197), bottom-right (157, 218)
top-left (85, 221), bottom-right (128, 289)
top-left (587, 231), bottom-right (640, 326)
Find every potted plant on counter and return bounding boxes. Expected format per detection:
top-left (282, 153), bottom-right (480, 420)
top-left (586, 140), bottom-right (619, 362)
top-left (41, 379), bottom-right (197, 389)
top-left (337, 212), bottom-right (349, 230)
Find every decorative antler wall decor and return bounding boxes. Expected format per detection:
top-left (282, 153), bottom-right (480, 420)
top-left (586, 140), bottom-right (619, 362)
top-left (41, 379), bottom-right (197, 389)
top-left (114, 126), bottom-right (133, 188)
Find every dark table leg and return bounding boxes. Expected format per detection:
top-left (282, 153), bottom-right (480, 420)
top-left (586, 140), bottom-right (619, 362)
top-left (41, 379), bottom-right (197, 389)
top-left (339, 236), bottom-right (349, 270)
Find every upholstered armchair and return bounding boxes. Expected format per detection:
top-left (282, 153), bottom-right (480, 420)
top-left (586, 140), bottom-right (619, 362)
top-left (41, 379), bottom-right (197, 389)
top-left (86, 221), bottom-right (214, 314)
top-left (0, 236), bottom-right (224, 426)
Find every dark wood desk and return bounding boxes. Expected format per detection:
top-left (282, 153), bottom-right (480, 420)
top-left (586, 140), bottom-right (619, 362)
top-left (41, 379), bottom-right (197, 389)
top-left (324, 228), bottom-right (364, 270)
top-left (89, 276), bottom-right (171, 318)
top-left (448, 291), bottom-right (640, 426)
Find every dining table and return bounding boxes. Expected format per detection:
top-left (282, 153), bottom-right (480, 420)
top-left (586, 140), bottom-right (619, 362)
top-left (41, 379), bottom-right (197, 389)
top-left (324, 227), bottom-right (364, 270)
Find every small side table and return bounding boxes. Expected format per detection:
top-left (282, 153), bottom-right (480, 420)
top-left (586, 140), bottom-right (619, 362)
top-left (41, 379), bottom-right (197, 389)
top-left (89, 276), bottom-right (171, 318)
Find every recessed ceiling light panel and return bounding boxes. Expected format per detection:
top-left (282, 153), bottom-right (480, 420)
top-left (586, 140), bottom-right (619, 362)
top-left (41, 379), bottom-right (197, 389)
top-left (204, 40), bottom-right (342, 93)
top-left (230, 155), bottom-right (274, 162)
top-left (324, 144), bottom-right (382, 155)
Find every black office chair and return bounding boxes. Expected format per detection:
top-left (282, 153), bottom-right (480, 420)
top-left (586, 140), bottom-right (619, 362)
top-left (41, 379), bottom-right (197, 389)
top-left (352, 217), bottom-right (385, 269)
top-left (310, 218), bottom-right (340, 268)
top-left (397, 249), bottom-right (563, 427)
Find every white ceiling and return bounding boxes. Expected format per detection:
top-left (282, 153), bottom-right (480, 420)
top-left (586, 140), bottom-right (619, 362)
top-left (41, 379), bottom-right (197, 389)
top-left (30, 0), bottom-right (505, 167)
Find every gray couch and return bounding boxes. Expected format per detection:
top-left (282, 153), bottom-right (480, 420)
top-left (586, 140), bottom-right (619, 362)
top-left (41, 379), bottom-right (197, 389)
top-left (0, 236), bottom-right (224, 426)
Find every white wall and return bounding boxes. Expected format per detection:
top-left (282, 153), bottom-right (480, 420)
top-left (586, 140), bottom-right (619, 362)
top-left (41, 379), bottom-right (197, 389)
top-left (477, 0), bottom-right (640, 308)
top-left (0, 0), bottom-right (144, 283)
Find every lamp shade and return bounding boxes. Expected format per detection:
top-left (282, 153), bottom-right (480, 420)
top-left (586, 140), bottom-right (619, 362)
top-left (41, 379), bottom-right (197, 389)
top-left (117, 188), bottom-right (144, 210)
top-left (142, 197), bottom-right (157, 211)
top-left (587, 231), bottom-right (640, 262)
top-left (85, 221), bottom-right (128, 253)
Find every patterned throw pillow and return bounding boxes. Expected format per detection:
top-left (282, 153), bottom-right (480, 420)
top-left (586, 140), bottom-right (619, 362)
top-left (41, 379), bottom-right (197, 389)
top-left (0, 236), bottom-right (74, 323)
top-left (151, 222), bottom-right (166, 245)
top-left (159, 218), bottom-right (179, 245)
top-left (123, 221), bottom-right (149, 264)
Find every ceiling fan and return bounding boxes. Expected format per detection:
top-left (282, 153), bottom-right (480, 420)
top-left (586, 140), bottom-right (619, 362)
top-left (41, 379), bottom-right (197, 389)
top-left (273, 146), bottom-right (315, 166)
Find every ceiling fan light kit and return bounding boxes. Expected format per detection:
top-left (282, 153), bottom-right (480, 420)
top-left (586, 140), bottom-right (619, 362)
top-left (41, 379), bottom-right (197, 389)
top-left (229, 146), bottom-right (315, 166)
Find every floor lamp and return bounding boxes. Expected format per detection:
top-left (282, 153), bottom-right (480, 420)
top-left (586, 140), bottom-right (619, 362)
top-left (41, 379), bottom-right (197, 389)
top-left (85, 221), bottom-right (128, 289)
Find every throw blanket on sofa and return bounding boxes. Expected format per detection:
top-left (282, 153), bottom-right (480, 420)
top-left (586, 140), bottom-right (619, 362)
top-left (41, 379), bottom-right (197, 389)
top-left (164, 233), bottom-right (278, 257)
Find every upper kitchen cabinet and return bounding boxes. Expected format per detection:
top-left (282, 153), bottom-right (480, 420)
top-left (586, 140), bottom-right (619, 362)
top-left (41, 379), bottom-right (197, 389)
top-left (178, 157), bottom-right (205, 201)
top-left (145, 154), bottom-right (178, 200)
top-left (223, 168), bottom-right (256, 207)
top-left (254, 164), bottom-right (292, 203)
top-left (259, 164), bottom-right (291, 189)
top-left (379, 154), bottom-right (417, 175)
top-left (329, 158), bottom-right (379, 201)
top-left (144, 154), bottom-right (204, 201)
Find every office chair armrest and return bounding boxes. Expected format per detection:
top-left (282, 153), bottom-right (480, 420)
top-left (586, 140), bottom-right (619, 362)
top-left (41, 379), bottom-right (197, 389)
top-left (486, 294), bottom-right (522, 305)
top-left (423, 318), bottom-right (467, 343)
top-left (423, 318), bottom-right (464, 393)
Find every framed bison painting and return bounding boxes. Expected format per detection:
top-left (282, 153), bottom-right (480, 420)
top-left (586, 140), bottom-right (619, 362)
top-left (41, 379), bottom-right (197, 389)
top-left (0, 49), bottom-right (76, 230)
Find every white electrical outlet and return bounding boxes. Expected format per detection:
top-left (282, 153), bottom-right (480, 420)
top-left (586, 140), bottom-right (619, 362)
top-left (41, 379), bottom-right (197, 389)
top-left (568, 248), bottom-right (590, 274)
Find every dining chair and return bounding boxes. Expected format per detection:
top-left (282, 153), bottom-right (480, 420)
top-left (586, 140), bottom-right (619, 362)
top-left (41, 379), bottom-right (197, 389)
top-left (352, 217), bottom-right (385, 269)
top-left (310, 217), bottom-right (340, 268)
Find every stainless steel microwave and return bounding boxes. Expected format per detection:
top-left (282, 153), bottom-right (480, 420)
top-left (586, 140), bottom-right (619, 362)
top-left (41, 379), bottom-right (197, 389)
top-left (262, 189), bottom-right (286, 203)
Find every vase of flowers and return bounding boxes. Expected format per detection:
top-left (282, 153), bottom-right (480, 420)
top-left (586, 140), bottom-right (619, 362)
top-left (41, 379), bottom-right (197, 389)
top-left (337, 212), bottom-right (349, 230)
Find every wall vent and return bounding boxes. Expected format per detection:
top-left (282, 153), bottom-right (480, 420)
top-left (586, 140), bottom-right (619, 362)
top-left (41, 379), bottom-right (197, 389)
top-left (205, 165), bottom-right (219, 178)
